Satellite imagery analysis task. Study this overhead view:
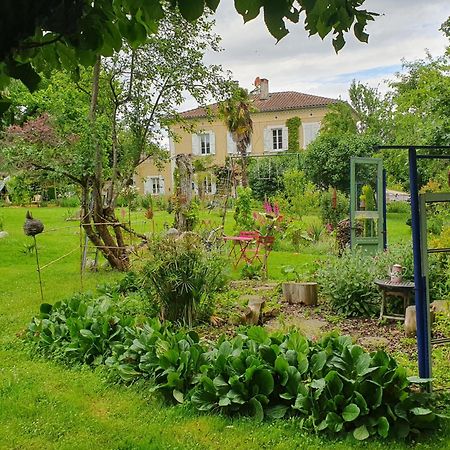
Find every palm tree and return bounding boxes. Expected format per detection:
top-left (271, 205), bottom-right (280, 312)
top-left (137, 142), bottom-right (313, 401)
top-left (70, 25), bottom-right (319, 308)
top-left (219, 87), bottom-right (254, 187)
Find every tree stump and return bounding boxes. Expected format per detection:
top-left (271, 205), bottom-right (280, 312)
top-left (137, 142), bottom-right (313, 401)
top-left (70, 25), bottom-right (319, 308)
top-left (242, 295), bottom-right (265, 325)
top-left (404, 305), bottom-right (416, 337)
top-left (282, 282), bottom-right (318, 306)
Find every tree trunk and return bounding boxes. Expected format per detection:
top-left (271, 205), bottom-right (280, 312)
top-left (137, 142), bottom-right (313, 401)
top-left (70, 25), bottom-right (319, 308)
top-left (174, 154), bottom-right (194, 231)
top-left (81, 55), bottom-right (130, 271)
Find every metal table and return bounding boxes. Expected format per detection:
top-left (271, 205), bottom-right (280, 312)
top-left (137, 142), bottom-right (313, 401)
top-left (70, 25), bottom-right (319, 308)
top-left (374, 279), bottom-right (415, 321)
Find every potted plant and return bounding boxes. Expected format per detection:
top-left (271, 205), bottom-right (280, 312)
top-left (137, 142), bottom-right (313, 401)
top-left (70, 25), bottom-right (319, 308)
top-left (281, 265), bottom-right (318, 306)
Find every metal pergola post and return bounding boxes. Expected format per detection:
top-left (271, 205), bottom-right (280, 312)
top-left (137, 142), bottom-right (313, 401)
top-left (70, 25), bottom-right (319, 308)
top-left (408, 147), bottom-right (431, 379)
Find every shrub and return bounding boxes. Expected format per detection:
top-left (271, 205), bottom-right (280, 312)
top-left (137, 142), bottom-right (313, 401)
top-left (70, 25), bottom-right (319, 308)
top-left (192, 329), bottom-right (442, 439)
top-left (143, 234), bottom-right (227, 326)
top-left (234, 186), bottom-right (255, 231)
top-left (26, 294), bottom-right (134, 365)
top-left (386, 201), bottom-right (410, 214)
top-left (25, 299), bottom-right (444, 441)
top-left (320, 188), bottom-right (349, 229)
top-left (317, 245), bottom-right (415, 317)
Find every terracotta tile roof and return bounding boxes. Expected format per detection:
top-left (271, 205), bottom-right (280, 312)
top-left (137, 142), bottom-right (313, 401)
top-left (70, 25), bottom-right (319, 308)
top-left (180, 91), bottom-right (338, 119)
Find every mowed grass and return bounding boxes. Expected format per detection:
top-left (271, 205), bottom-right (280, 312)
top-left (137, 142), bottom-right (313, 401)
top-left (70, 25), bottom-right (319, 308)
top-left (1, 207), bottom-right (449, 450)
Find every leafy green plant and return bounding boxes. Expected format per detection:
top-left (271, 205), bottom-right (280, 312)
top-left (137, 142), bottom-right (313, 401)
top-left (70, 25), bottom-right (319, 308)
top-left (320, 188), bottom-right (349, 229)
top-left (240, 263), bottom-right (263, 280)
top-left (318, 245), bottom-right (416, 317)
top-left (143, 234), bottom-right (227, 326)
top-left (281, 265), bottom-right (302, 282)
top-left (26, 294), bottom-right (134, 365)
top-left (317, 249), bottom-right (382, 317)
top-left (234, 186), bottom-right (255, 230)
top-left (191, 328), bottom-right (444, 438)
top-left (106, 320), bottom-right (206, 403)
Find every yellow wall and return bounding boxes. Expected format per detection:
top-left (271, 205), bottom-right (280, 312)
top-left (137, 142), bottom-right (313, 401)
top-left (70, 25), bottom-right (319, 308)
top-left (135, 107), bottom-right (329, 195)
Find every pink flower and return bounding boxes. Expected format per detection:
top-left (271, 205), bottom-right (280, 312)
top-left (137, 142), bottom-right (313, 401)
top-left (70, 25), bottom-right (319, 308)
top-left (263, 200), bottom-right (273, 215)
top-left (273, 203), bottom-right (280, 217)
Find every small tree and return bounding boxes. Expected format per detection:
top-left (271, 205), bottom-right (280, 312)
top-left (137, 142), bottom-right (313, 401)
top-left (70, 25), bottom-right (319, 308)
top-left (219, 87), bottom-right (254, 187)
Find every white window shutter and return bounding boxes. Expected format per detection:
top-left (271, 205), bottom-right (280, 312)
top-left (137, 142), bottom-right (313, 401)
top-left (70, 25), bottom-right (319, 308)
top-left (211, 180), bottom-right (217, 195)
top-left (159, 176), bottom-right (165, 194)
top-left (192, 134), bottom-right (200, 155)
top-left (282, 126), bottom-right (289, 151)
top-left (303, 122), bottom-right (321, 148)
top-left (143, 177), bottom-right (151, 195)
top-left (247, 139), bottom-right (252, 154)
top-left (227, 131), bottom-right (237, 154)
top-left (263, 127), bottom-right (272, 152)
top-left (209, 131), bottom-right (216, 154)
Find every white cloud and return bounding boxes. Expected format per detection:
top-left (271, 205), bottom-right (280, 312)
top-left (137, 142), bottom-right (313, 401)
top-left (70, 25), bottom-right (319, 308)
top-left (200, 0), bottom-right (449, 101)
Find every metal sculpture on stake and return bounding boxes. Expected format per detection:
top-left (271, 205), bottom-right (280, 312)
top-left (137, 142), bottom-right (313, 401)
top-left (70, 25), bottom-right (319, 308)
top-left (23, 211), bottom-right (44, 302)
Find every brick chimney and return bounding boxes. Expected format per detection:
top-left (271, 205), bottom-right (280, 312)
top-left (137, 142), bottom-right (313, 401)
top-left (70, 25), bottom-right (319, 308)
top-left (260, 78), bottom-right (269, 100)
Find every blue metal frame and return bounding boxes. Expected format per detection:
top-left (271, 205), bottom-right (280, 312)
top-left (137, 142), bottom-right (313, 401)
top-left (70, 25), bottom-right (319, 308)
top-left (408, 148), bottom-right (430, 379)
top-left (377, 145), bottom-right (450, 384)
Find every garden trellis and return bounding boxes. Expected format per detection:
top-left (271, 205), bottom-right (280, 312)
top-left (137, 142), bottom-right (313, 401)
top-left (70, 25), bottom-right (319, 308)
top-left (378, 145), bottom-right (450, 388)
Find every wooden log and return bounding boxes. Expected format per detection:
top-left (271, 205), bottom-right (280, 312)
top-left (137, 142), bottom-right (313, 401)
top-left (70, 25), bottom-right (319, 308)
top-left (283, 282), bottom-right (318, 306)
top-left (242, 295), bottom-right (265, 325)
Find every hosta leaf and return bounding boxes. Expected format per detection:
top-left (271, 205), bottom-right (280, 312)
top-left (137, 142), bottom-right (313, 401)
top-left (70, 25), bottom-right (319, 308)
top-left (377, 416), bottom-right (389, 438)
top-left (173, 389), bottom-right (184, 403)
top-left (40, 303), bottom-right (53, 315)
top-left (247, 326), bottom-right (269, 344)
top-left (326, 412), bottom-right (343, 432)
top-left (310, 351), bottom-right (327, 374)
top-left (213, 375), bottom-right (229, 389)
top-left (411, 407), bottom-right (433, 416)
top-left (407, 376), bottom-right (433, 384)
top-left (297, 353), bottom-right (309, 375)
top-left (353, 424), bottom-right (369, 440)
top-left (254, 368), bottom-right (274, 395)
top-left (218, 396), bottom-right (231, 406)
top-left (266, 404), bottom-right (288, 420)
top-left (80, 329), bottom-right (95, 339)
top-left (249, 397), bottom-right (264, 422)
top-left (274, 356), bottom-right (289, 373)
top-left (342, 403), bottom-right (360, 422)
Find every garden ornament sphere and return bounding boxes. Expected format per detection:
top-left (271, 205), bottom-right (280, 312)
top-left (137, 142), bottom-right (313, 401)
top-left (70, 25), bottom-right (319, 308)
top-left (23, 211), bottom-right (44, 236)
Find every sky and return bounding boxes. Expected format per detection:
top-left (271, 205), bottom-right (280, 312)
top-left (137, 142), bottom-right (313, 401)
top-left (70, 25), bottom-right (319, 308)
top-left (195, 0), bottom-right (449, 104)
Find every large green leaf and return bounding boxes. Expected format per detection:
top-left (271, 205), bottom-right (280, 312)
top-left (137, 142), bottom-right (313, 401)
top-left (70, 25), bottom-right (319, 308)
top-left (353, 424), bottom-right (369, 440)
top-left (266, 404), bottom-right (288, 420)
top-left (377, 416), bottom-right (389, 438)
top-left (253, 368), bottom-right (274, 395)
top-left (342, 403), bottom-right (360, 422)
top-left (248, 397), bottom-right (264, 422)
top-left (178, 0), bottom-right (205, 21)
top-left (310, 351), bottom-right (327, 375)
top-left (247, 326), bottom-right (269, 344)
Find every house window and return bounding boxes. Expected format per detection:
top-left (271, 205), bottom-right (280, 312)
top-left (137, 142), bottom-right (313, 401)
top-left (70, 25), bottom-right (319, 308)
top-left (200, 133), bottom-right (211, 155)
top-left (203, 176), bottom-right (216, 195)
top-left (144, 176), bottom-right (164, 195)
top-left (272, 128), bottom-right (283, 150)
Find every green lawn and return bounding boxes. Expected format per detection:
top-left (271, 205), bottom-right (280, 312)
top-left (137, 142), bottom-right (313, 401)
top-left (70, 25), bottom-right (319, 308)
top-left (1, 207), bottom-right (448, 450)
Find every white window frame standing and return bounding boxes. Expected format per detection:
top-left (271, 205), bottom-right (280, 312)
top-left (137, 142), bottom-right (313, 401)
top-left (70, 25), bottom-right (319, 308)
top-left (200, 133), bottom-right (211, 155)
top-left (272, 128), bottom-right (283, 150)
top-left (303, 122), bottom-right (321, 148)
top-left (192, 131), bottom-right (216, 156)
top-left (264, 125), bottom-right (288, 152)
top-left (144, 176), bottom-right (165, 195)
top-left (203, 175), bottom-right (217, 195)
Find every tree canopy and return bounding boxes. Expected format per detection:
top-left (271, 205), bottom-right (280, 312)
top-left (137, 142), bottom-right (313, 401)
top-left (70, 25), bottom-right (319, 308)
top-left (0, 0), bottom-right (377, 111)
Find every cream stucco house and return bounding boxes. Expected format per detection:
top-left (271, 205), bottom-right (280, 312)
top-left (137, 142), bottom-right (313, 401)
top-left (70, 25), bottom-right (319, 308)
top-left (135, 79), bottom-right (338, 196)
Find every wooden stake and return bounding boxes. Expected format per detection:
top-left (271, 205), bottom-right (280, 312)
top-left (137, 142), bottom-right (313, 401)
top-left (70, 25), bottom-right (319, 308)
top-left (33, 235), bottom-right (44, 303)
